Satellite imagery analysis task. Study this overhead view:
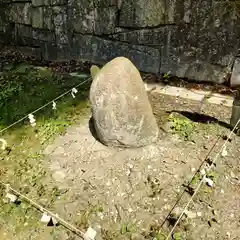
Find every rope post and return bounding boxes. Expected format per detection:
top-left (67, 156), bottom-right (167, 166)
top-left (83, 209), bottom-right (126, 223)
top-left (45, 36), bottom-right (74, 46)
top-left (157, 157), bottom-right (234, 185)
top-left (230, 93), bottom-right (240, 133)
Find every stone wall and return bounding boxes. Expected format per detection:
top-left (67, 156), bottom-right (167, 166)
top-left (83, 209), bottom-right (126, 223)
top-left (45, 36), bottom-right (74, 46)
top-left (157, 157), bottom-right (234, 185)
top-left (0, 0), bottom-right (240, 84)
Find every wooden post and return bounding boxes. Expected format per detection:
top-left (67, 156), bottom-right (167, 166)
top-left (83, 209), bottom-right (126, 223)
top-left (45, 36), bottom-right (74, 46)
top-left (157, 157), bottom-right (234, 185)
top-left (230, 94), bottom-right (240, 130)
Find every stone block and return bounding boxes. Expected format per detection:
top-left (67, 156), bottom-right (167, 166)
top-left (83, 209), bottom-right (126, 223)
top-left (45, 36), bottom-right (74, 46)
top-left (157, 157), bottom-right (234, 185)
top-left (69, 1), bottom-right (116, 35)
top-left (94, 6), bottom-right (117, 35)
top-left (15, 24), bottom-right (55, 42)
top-left (111, 27), bottom-right (166, 46)
top-left (32, 6), bottom-right (53, 30)
top-left (32, 0), bottom-right (51, 6)
top-left (72, 34), bottom-right (160, 73)
top-left (93, 0), bottom-right (118, 8)
top-left (165, 0), bottom-right (177, 24)
top-left (0, 18), bottom-right (8, 32)
top-left (160, 25), bottom-right (198, 76)
top-left (16, 46), bottom-right (42, 59)
top-left (9, 3), bottom-right (32, 25)
top-left (40, 41), bottom-right (58, 60)
top-left (171, 0), bottom-right (193, 24)
top-left (50, 0), bottom-right (67, 5)
top-left (196, 0), bottom-right (239, 67)
top-left (32, 0), bottom-right (67, 6)
top-left (230, 58), bottom-right (240, 87)
top-left (68, 0), bottom-right (94, 34)
top-left (118, 0), bottom-right (165, 27)
top-left (33, 28), bottom-right (55, 42)
top-left (52, 6), bottom-right (68, 44)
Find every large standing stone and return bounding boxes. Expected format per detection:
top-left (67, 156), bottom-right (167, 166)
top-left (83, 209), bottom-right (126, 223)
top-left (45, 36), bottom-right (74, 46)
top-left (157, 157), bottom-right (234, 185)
top-left (89, 57), bottom-right (159, 148)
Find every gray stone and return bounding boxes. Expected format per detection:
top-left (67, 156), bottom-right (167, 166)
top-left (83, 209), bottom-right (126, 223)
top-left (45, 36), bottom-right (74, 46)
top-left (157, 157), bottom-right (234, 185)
top-left (50, 0), bottom-right (67, 5)
top-left (94, 6), bottom-right (117, 34)
top-left (195, 0), bottom-right (238, 67)
top-left (52, 6), bottom-right (68, 44)
top-left (2, 0), bottom-right (240, 85)
top-left (68, 0), bottom-right (95, 34)
top-left (176, 61), bottom-right (229, 84)
top-left (230, 58), bottom-right (240, 87)
top-left (118, 0), bottom-right (165, 27)
top-left (36, 42), bottom-right (57, 60)
top-left (160, 25), bottom-right (198, 77)
top-left (93, 0), bottom-right (118, 8)
top-left (16, 46), bottom-right (41, 59)
top-left (89, 57), bottom-right (159, 148)
top-left (72, 34), bottom-right (160, 73)
top-left (165, 0), bottom-right (177, 24)
top-left (0, 18), bottom-right (8, 32)
top-left (16, 24), bottom-right (55, 42)
top-left (32, 0), bottom-right (50, 6)
top-left (32, 6), bottom-right (53, 30)
top-left (111, 27), bottom-right (165, 46)
top-left (8, 3), bottom-right (32, 25)
top-left (32, 0), bottom-right (67, 6)
top-left (69, 0), bottom-right (117, 35)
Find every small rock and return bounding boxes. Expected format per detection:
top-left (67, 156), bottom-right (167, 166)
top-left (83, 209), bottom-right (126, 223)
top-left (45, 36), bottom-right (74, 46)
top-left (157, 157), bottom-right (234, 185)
top-left (200, 168), bottom-right (206, 176)
top-left (5, 193), bottom-right (18, 203)
top-left (197, 212), bottom-right (202, 217)
top-left (230, 171), bottom-right (236, 178)
top-left (128, 208), bottom-right (133, 213)
top-left (40, 213), bottom-right (51, 223)
top-left (127, 164), bottom-right (134, 169)
top-left (52, 214), bottom-right (59, 225)
top-left (84, 227), bottom-right (97, 240)
top-left (221, 146), bottom-right (228, 157)
top-left (185, 210), bottom-right (197, 219)
top-left (204, 177), bottom-right (213, 187)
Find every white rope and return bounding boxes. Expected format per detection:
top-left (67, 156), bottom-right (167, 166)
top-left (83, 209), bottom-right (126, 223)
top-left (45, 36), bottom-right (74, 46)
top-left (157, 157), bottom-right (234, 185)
top-left (0, 76), bottom-right (91, 134)
top-left (165, 118), bottom-right (240, 240)
top-left (1, 182), bottom-right (85, 238)
top-left (0, 76), bottom-right (93, 238)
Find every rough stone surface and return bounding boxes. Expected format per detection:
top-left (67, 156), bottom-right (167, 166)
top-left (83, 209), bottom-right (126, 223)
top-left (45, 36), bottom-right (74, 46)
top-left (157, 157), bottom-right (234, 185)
top-left (230, 58), bottom-right (240, 87)
top-left (32, 6), bottom-right (53, 30)
top-left (8, 3), bottom-right (32, 25)
top-left (89, 57), bottom-right (159, 147)
top-left (72, 34), bottom-right (160, 73)
top-left (118, 0), bottom-right (165, 27)
top-left (1, 0), bottom-right (240, 83)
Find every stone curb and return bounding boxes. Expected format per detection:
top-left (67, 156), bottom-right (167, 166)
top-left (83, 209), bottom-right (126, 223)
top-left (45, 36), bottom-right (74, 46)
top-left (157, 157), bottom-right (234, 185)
top-left (146, 83), bottom-right (233, 107)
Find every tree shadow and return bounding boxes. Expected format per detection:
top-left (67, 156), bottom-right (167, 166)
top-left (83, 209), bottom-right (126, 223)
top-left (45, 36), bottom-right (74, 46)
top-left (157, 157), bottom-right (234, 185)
top-left (169, 110), bottom-right (231, 130)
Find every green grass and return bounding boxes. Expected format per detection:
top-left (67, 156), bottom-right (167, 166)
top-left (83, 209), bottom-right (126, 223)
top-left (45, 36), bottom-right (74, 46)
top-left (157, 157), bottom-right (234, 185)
top-left (0, 63), bottom-right (91, 238)
top-left (168, 114), bottom-right (195, 141)
top-left (0, 63), bottom-right (90, 126)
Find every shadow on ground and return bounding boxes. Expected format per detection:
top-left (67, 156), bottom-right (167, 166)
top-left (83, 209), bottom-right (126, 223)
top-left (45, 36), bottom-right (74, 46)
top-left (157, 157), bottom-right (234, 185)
top-left (170, 110), bottom-right (231, 130)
